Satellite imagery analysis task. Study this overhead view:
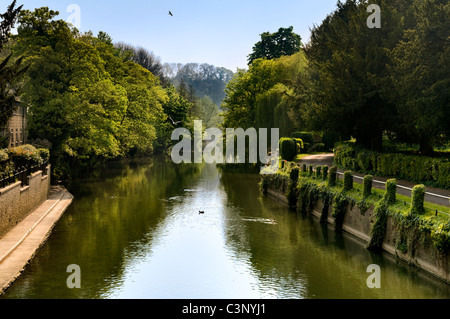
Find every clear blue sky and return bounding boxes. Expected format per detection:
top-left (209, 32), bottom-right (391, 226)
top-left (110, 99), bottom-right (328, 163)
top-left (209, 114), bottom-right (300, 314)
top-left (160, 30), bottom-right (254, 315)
top-left (3, 0), bottom-right (339, 71)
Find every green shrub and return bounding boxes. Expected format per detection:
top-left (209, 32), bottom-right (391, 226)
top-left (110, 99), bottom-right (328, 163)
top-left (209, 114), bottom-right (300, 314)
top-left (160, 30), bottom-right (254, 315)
top-left (309, 143), bottom-right (326, 153)
top-left (322, 165), bottom-right (328, 181)
top-left (8, 145), bottom-right (43, 168)
top-left (316, 166), bottom-right (322, 179)
top-left (385, 179), bottom-right (397, 203)
top-left (302, 142), bottom-right (311, 152)
top-left (343, 171), bottom-right (353, 191)
top-left (332, 192), bottom-right (350, 231)
top-left (302, 163), bottom-right (307, 174)
top-left (0, 149), bottom-right (8, 163)
top-left (334, 142), bottom-right (450, 189)
top-left (292, 138), bottom-right (304, 154)
top-left (38, 148), bottom-right (50, 162)
top-left (328, 166), bottom-right (337, 187)
top-left (363, 175), bottom-right (373, 198)
top-left (290, 167), bottom-right (299, 184)
top-left (410, 184), bottom-right (426, 215)
top-left (279, 138), bottom-right (297, 161)
top-left (291, 132), bottom-right (314, 146)
top-left (367, 200), bottom-right (389, 251)
top-left (322, 132), bottom-right (340, 151)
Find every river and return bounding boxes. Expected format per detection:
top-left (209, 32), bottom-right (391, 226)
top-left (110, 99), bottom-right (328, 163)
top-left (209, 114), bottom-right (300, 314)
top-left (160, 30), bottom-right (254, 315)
top-left (2, 158), bottom-right (450, 299)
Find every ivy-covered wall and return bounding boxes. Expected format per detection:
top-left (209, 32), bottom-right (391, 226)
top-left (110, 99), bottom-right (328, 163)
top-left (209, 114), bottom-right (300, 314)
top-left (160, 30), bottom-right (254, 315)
top-left (260, 165), bottom-right (450, 283)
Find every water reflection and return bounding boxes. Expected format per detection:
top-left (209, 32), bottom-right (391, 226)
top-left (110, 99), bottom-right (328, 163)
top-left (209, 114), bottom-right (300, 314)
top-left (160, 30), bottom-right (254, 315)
top-left (2, 159), bottom-right (450, 299)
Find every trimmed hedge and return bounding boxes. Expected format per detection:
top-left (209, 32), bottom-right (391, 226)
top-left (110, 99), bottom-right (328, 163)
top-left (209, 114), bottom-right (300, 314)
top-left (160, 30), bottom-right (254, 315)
top-left (322, 165), bottom-right (329, 181)
top-left (291, 132), bottom-right (314, 146)
top-left (363, 175), bottom-right (373, 198)
top-left (328, 166), bottom-right (337, 187)
top-left (385, 179), bottom-right (397, 203)
top-left (411, 184), bottom-right (426, 215)
top-left (334, 142), bottom-right (450, 189)
top-left (343, 171), bottom-right (353, 191)
top-left (293, 138), bottom-right (304, 154)
top-left (280, 138), bottom-right (297, 161)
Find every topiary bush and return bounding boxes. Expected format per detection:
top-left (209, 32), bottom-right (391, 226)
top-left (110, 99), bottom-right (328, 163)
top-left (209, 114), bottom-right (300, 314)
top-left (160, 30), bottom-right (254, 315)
top-left (410, 184), bottom-right (426, 215)
top-left (343, 171), bottom-right (353, 191)
top-left (279, 138), bottom-right (297, 161)
top-left (316, 166), bottom-right (322, 179)
top-left (328, 166), bottom-right (337, 187)
top-left (385, 179), bottom-right (397, 203)
top-left (292, 138), bottom-right (304, 154)
top-left (322, 165), bottom-right (328, 181)
top-left (302, 163), bottom-right (307, 174)
top-left (363, 175), bottom-right (373, 198)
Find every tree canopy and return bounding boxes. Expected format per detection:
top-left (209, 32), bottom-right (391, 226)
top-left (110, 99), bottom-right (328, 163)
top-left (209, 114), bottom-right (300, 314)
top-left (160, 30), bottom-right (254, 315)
top-left (0, 0), bottom-right (26, 132)
top-left (247, 26), bottom-right (302, 65)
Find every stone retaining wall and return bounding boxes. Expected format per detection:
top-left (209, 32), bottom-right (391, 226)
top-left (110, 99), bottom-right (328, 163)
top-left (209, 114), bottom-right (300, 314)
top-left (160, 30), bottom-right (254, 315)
top-left (266, 182), bottom-right (450, 284)
top-left (0, 165), bottom-right (51, 239)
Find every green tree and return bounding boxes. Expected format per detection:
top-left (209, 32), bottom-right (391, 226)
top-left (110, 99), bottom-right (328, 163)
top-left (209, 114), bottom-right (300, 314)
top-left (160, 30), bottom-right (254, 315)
top-left (389, 0), bottom-right (450, 154)
top-left (247, 26), bottom-right (302, 65)
top-left (303, 0), bottom-right (404, 151)
top-left (223, 52), bottom-right (306, 131)
top-left (13, 7), bottom-right (169, 178)
top-left (0, 0), bottom-right (26, 131)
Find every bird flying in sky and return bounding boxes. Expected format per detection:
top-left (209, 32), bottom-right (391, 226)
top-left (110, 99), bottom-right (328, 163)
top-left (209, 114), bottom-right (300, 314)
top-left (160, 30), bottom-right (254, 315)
top-left (169, 11), bottom-right (173, 16)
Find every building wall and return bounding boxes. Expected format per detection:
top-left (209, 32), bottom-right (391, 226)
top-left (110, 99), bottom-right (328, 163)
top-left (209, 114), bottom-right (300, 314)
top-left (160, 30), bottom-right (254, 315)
top-left (1, 102), bottom-right (27, 148)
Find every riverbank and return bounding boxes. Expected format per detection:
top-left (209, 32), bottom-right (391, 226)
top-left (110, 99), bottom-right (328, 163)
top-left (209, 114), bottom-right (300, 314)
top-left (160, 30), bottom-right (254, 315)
top-left (0, 185), bottom-right (73, 295)
top-left (261, 168), bottom-right (450, 284)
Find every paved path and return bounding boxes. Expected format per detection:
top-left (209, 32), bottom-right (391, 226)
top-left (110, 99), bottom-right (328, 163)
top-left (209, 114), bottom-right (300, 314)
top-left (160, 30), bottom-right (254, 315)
top-left (0, 186), bottom-right (73, 295)
top-left (298, 153), bottom-right (450, 208)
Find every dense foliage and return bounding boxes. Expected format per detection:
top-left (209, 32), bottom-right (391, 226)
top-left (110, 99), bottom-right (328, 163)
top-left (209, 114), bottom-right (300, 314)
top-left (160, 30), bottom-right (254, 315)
top-left (7, 7), bottom-right (194, 180)
top-left (335, 142), bottom-right (450, 189)
top-left (261, 164), bottom-right (450, 255)
top-left (223, 0), bottom-right (449, 156)
top-left (0, 0), bottom-right (27, 131)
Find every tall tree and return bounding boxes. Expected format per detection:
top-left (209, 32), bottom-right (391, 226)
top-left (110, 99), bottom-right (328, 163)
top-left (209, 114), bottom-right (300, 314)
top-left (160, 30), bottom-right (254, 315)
top-left (114, 42), bottom-right (169, 85)
top-left (390, 0), bottom-right (450, 154)
top-left (247, 26), bottom-right (302, 65)
top-left (303, 0), bottom-right (405, 151)
top-left (0, 0), bottom-right (26, 130)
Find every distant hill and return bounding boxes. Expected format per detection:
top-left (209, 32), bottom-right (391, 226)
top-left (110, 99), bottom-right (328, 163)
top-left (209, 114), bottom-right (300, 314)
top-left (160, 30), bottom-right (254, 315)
top-left (163, 63), bottom-right (235, 107)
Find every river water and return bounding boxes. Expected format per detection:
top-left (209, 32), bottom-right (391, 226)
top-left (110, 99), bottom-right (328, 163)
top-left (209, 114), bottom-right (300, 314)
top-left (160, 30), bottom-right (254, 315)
top-left (2, 158), bottom-right (450, 299)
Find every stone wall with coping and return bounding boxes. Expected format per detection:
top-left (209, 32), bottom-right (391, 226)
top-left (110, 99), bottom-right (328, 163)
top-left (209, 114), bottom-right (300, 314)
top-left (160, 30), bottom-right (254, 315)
top-left (0, 165), bottom-right (51, 239)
